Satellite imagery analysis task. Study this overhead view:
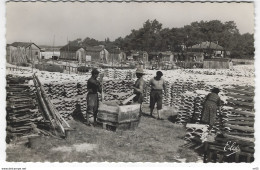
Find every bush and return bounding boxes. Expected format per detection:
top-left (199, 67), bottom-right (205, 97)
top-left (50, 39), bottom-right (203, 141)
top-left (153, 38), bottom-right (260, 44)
top-left (77, 66), bottom-right (89, 73)
top-left (35, 64), bottom-right (63, 73)
top-left (17, 62), bottom-right (30, 67)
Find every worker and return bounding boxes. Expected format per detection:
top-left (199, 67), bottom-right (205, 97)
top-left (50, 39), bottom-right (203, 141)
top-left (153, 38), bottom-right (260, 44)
top-left (133, 68), bottom-right (145, 105)
top-left (86, 68), bottom-right (102, 126)
top-left (149, 71), bottom-right (166, 120)
top-left (201, 87), bottom-right (222, 132)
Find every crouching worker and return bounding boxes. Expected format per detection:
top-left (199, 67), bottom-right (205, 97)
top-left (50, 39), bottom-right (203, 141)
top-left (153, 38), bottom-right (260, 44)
top-left (86, 68), bottom-right (102, 126)
top-left (200, 87), bottom-right (221, 132)
top-left (133, 68), bottom-right (145, 115)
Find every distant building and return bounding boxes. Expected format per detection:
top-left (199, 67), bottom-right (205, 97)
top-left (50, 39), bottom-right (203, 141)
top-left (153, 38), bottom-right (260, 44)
top-left (148, 51), bottom-right (173, 62)
top-left (190, 41), bottom-right (224, 58)
top-left (129, 50), bottom-right (148, 62)
top-left (203, 58), bottom-right (230, 69)
top-left (108, 48), bottom-right (126, 64)
top-left (60, 44), bottom-right (82, 60)
top-left (159, 51), bottom-right (174, 62)
top-left (6, 42), bottom-right (41, 64)
top-left (85, 45), bottom-right (109, 63)
top-left (76, 47), bottom-right (86, 62)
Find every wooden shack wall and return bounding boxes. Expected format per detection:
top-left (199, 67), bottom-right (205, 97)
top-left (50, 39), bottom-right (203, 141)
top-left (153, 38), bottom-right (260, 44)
top-left (232, 59), bottom-right (254, 64)
top-left (60, 51), bottom-right (76, 60)
top-left (203, 60), bottom-right (230, 69)
top-left (6, 46), bottom-right (28, 64)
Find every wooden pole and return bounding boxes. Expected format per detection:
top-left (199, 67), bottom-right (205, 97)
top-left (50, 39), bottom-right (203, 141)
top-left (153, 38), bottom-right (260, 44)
top-left (53, 35), bottom-right (55, 65)
top-left (33, 77), bottom-right (57, 135)
top-left (34, 74), bottom-right (69, 135)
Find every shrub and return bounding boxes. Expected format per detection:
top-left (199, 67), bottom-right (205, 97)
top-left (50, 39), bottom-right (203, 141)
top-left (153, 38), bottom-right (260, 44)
top-left (17, 62), bottom-right (30, 67)
top-left (35, 64), bottom-right (63, 73)
top-left (77, 66), bottom-right (89, 73)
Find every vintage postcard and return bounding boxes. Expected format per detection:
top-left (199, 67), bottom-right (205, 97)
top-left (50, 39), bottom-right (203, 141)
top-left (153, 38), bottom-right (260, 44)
top-left (0, 0), bottom-right (259, 169)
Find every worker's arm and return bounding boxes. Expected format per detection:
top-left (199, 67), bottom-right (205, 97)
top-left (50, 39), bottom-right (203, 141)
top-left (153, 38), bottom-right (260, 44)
top-left (97, 81), bottom-right (102, 93)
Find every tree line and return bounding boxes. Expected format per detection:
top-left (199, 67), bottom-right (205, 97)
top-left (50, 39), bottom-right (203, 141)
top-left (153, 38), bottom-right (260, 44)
top-left (69, 19), bottom-right (254, 59)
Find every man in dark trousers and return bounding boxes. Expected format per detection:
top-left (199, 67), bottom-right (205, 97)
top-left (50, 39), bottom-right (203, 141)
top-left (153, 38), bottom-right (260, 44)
top-left (86, 68), bottom-right (102, 125)
top-left (149, 71), bottom-right (166, 120)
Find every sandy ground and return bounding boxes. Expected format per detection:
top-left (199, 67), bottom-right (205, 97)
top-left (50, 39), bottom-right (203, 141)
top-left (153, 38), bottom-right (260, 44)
top-left (6, 105), bottom-right (199, 162)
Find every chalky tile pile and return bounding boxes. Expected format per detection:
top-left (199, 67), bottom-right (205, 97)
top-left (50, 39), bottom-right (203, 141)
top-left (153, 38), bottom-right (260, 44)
top-left (6, 75), bottom-right (50, 140)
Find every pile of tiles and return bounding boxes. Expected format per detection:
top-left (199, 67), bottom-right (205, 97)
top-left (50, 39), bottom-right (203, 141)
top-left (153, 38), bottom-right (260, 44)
top-left (221, 86), bottom-right (255, 139)
top-left (184, 124), bottom-right (210, 143)
top-left (103, 80), bottom-right (135, 102)
top-left (6, 75), bottom-right (50, 141)
top-left (103, 69), bottom-right (136, 80)
top-left (183, 67), bottom-right (254, 78)
top-left (42, 79), bottom-right (136, 120)
top-left (43, 82), bottom-right (88, 121)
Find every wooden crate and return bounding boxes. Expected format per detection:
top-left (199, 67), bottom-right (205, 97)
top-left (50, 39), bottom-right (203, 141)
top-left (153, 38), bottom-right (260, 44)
top-left (97, 102), bottom-right (141, 131)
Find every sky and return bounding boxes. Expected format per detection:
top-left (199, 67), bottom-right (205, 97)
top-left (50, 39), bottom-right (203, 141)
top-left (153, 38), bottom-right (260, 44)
top-left (6, 2), bottom-right (255, 46)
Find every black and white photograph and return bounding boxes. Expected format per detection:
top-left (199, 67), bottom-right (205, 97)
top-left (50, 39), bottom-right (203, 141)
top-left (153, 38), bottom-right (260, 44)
top-left (0, 0), bottom-right (259, 166)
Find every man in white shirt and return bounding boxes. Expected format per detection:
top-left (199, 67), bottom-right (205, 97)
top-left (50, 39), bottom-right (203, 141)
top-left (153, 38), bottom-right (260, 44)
top-left (148, 71), bottom-right (166, 120)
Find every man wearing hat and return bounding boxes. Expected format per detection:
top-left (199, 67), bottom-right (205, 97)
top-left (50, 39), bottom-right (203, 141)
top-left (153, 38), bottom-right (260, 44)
top-left (86, 68), bottom-right (102, 125)
top-left (133, 68), bottom-right (145, 105)
top-left (148, 71), bottom-right (166, 120)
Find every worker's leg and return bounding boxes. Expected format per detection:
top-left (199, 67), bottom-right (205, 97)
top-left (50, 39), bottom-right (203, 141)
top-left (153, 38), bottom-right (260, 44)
top-left (139, 103), bottom-right (143, 117)
top-left (156, 91), bottom-right (163, 119)
top-left (85, 110), bottom-right (90, 124)
top-left (149, 90), bottom-right (156, 117)
top-left (86, 93), bottom-right (95, 125)
top-left (93, 94), bottom-right (99, 125)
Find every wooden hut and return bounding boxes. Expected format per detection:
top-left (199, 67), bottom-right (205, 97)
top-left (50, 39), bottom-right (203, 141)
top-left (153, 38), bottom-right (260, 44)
top-left (60, 44), bottom-right (82, 60)
top-left (191, 41), bottom-right (224, 57)
top-left (108, 48), bottom-right (127, 65)
top-left (203, 58), bottom-right (230, 69)
top-left (130, 50), bottom-right (148, 62)
top-left (85, 45), bottom-right (109, 63)
top-left (76, 48), bottom-right (86, 62)
top-left (158, 51), bottom-right (174, 62)
top-left (7, 42), bottom-right (41, 64)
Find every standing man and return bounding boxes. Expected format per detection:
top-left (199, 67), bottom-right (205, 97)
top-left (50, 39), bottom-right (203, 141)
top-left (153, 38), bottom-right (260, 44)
top-left (86, 68), bottom-right (102, 125)
top-left (133, 68), bottom-right (145, 104)
top-left (149, 71), bottom-right (166, 120)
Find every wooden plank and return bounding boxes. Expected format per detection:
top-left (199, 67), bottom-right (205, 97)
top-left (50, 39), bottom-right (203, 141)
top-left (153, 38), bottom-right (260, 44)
top-left (226, 93), bottom-right (254, 101)
top-left (121, 94), bottom-right (136, 105)
top-left (215, 136), bottom-right (255, 147)
top-left (223, 133), bottom-right (255, 143)
top-left (226, 132), bottom-right (254, 137)
top-left (226, 89), bottom-right (254, 96)
top-left (224, 123), bottom-right (254, 133)
top-left (228, 116), bottom-right (254, 121)
top-left (226, 121), bottom-right (254, 127)
top-left (227, 99), bottom-right (254, 107)
top-left (230, 109), bottom-right (254, 117)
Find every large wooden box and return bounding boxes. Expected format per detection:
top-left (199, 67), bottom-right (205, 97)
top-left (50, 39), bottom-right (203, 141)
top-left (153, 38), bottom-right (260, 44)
top-left (97, 102), bottom-right (140, 130)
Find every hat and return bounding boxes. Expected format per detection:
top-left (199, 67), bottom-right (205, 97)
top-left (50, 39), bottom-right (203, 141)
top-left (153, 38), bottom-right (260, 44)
top-left (91, 68), bottom-right (100, 75)
top-left (136, 68), bottom-right (145, 74)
